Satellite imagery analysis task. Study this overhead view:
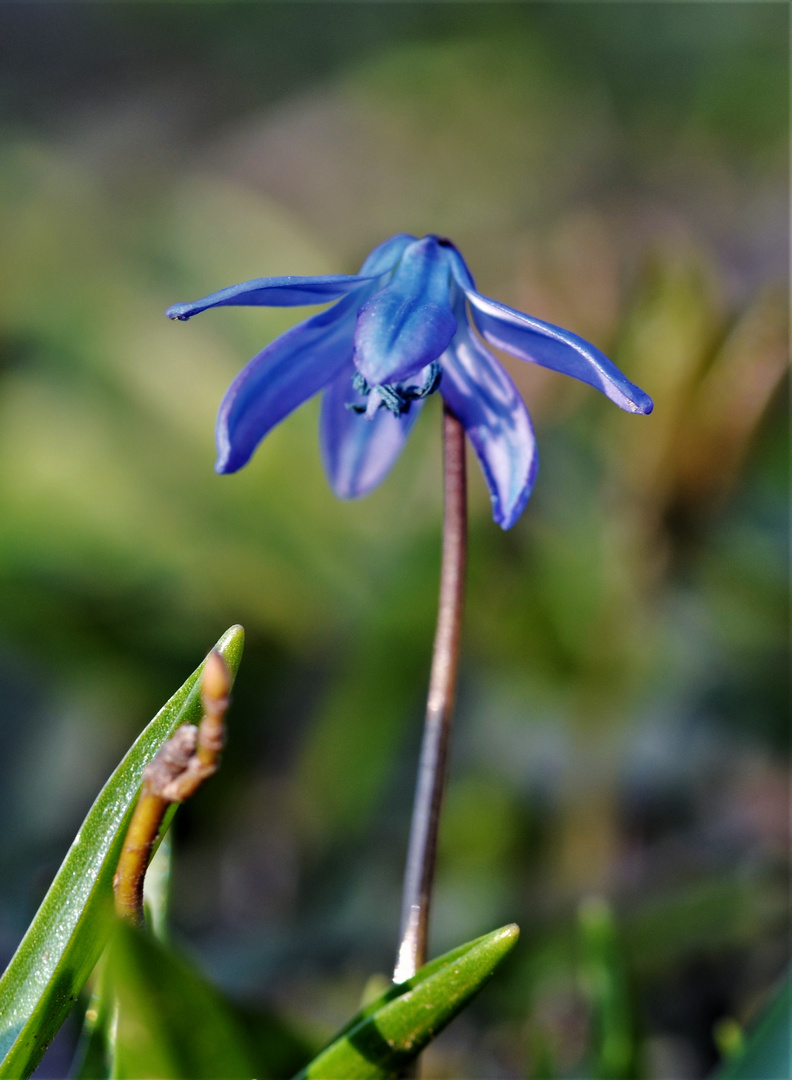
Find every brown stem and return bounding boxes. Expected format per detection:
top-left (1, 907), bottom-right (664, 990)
top-left (112, 651), bottom-right (230, 925)
top-left (394, 404), bottom-right (467, 983)
top-left (112, 791), bottom-right (170, 926)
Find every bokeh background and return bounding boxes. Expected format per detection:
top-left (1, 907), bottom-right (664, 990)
top-left (0, 4), bottom-right (788, 1078)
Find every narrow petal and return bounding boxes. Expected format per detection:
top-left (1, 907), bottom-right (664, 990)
top-left (440, 295), bottom-right (538, 529)
top-left (442, 241), bottom-right (477, 291)
top-left (319, 365), bottom-right (423, 499)
top-left (353, 236), bottom-right (457, 386)
top-left (167, 234), bottom-right (415, 321)
top-left (167, 275), bottom-right (381, 321)
top-left (458, 283), bottom-right (653, 415)
top-left (215, 294), bottom-right (361, 473)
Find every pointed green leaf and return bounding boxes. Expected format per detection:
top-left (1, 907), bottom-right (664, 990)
top-left (314, 926), bottom-right (512, 1049)
top-left (713, 969), bottom-right (791, 1080)
top-left (292, 924), bottom-right (519, 1079)
top-left (107, 921), bottom-right (255, 1080)
top-left (0, 626), bottom-right (245, 1080)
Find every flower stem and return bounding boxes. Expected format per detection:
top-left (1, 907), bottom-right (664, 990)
top-left (394, 404), bottom-right (467, 983)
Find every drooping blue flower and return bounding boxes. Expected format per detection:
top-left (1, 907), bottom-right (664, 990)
top-left (167, 234), bottom-right (652, 529)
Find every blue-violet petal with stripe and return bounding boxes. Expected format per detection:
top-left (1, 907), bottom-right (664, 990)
top-left (215, 296), bottom-right (359, 473)
top-left (463, 290), bottom-right (653, 415)
top-left (441, 292), bottom-right (537, 529)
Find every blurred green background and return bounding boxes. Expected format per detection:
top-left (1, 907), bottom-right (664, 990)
top-left (0, 4), bottom-right (788, 1078)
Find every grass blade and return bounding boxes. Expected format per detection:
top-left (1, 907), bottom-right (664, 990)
top-left (292, 923), bottom-right (519, 1079)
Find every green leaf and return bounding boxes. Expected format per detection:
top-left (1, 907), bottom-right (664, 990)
top-left (712, 969), bottom-right (791, 1080)
top-left (71, 826), bottom-right (176, 1079)
top-left (292, 923), bottom-right (520, 1080)
top-left (106, 923), bottom-right (313, 1079)
top-left (578, 897), bottom-right (639, 1080)
top-left (0, 625), bottom-right (245, 1080)
top-left (70, 923), bottom-right (314, 1080)
top-left (107, 921), bottom-right (255, 1080)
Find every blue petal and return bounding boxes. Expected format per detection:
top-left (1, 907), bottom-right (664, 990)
top-left (441, 241), bottom-right (477, 291)
top-left (168, 275), bottom-right (381, 321)
top-left (440, 294), bottom-right (537, 529)
top-left (215, 293), bottom-right (361, 474)
top-left (167, 234), bottom-right (415, 321)
top-left (357, 233), bottom-right (417, 275)
top-left (353, 236), bottom-right (457, 386)
top-left (319, 364), bottom-right (422, 499)
top-left (451, 271), bottom-right (653, 415)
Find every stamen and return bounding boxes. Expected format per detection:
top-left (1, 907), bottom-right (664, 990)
top-left (346, 362), bottom-right (443, 418)
top-left (352, 371), bottom-right (370, 395)
top-left (375, 384), bottom-right (407, 416)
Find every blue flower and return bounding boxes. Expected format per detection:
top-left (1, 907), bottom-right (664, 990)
top-left (167, 234), bottom-right (652, 528)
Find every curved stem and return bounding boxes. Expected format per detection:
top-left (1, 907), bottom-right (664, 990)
top-left (394, 404), bottom-right (467, 983)
top-left (112, 652), bottom-right (230, 925)
top-left (112, 792), bottom-right (169, 926)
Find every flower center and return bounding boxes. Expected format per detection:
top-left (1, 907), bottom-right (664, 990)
top-left (346, 362), bottom-right (443, 418)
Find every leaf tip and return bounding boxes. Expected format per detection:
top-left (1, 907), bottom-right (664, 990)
top-left (214, 625), bottom-right (245, 675)
top-left (489, 922), bottom-right (520, 952)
